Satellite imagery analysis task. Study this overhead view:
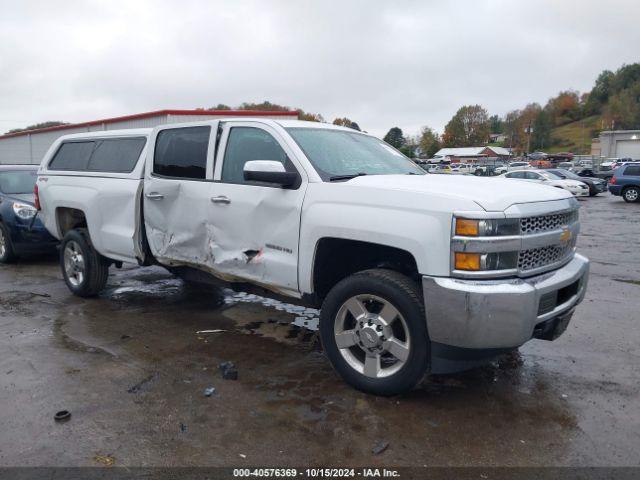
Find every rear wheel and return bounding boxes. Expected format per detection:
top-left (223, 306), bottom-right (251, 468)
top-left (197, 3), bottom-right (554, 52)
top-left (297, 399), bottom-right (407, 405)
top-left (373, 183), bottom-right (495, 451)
top-left (319, 269), bottom-right (429, 396)
top-left (622, 186), bottom-right (640, 203)
top-left (60, 229), bottom-right (109, 297)
top-left (0, 223), bottom-right (16, 264)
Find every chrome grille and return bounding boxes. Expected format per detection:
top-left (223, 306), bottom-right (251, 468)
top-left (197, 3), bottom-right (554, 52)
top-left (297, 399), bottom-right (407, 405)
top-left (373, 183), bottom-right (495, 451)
top-left (518, 239), bottom-right (576, 271)
top-left (520, 210), bottom-right (578, 235)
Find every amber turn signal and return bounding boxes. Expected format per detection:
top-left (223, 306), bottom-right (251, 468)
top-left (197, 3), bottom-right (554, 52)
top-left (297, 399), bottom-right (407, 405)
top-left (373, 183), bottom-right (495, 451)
top-left (454, 252), bottom-right (481, 271)
top-left (455, 219), bottom-right (479, 236)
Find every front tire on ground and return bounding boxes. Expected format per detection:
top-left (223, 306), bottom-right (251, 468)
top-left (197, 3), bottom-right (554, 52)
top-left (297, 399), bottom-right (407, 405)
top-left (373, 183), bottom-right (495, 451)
top-left (622, 186), bottom-right (640, 203)
top-left (319, 269), bottom-right (429, 396)
top-left (0, 223), bottom-right (16, 264)
top-left (60, 229), bottom-right (109, 297)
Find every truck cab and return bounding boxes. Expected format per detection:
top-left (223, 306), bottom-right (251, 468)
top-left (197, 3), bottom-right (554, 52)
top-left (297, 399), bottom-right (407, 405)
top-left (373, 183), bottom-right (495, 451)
top-left (37, 119), bottom-right (590, 396)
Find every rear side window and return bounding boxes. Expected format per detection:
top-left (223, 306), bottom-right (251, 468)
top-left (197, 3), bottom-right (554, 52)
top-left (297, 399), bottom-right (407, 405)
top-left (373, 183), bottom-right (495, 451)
top-left (623, 166), bottom-right (640, 176)
top-left (49, 142), bottom-right (96, 170)
top-left (154, 126), bottom-right (211, 179)
top-left (87, 138), bottom-right (146, 172)
top-left (49, 137), bottom-right (146, 173)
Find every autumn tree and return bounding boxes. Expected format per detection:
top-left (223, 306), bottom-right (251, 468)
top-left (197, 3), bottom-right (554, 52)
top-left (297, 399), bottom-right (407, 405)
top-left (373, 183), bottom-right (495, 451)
top-left (332, 117), bottom-right (361, 130)
top-left (546, 90), bottom-right (581, 126)
top-left (7, 121), bottom-right (68, 134)
top-left (417, 126), bottom-right (441, 158)
top-left (442, 105), bottom-right (490, 147)
top-left (383, 127), bottom-right (406, 149)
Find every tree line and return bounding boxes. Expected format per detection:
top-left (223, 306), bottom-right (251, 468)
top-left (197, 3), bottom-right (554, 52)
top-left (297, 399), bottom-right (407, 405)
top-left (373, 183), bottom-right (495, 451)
top-left (382, 62), bottom-right (640, 157)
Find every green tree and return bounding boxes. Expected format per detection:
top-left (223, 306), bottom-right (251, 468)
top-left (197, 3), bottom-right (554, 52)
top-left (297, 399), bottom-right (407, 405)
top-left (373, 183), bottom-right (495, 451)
top-left (208, 103), bottom-right (232, 110)
top-left (417, 126), bottom-right (441, 158)
top-left (532, 109), bottom-right (552, 150)
top-left (442, 105), bottom-right (490, 147)
top-left (489, 115), bottom-right (503, 134)
top-left (383, 127), bottom-right (406, 149)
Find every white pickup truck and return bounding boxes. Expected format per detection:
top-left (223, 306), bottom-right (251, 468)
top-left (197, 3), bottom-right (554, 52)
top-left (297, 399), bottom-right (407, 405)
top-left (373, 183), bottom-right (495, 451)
top-left (36, 119), bottom-right (589, 395)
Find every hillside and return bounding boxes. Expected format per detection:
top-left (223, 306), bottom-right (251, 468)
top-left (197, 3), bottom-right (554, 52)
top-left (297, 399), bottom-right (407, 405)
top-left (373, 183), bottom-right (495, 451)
top-left (546, 115), bottom-right (603, 155)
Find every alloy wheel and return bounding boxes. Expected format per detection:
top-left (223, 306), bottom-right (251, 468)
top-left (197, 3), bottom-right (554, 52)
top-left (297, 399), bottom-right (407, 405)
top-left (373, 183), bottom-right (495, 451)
top-left (63, 241), bottom-right (85, 287)
top-left (333, 294), bottom-right (410, 379)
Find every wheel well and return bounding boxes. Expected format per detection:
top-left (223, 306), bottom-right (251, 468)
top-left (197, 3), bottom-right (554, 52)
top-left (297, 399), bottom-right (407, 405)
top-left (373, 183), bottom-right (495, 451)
top-left (56, 207), bottom-right (87, 237)
top-left (312, 238), bottom-right (419, 302)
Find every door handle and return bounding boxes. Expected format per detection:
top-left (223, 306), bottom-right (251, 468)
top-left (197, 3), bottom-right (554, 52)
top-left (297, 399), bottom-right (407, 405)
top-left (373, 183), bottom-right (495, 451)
top-left (145, 192), bottom-right (164, 200)
top-left (211, 196), bottom-right (231, 205)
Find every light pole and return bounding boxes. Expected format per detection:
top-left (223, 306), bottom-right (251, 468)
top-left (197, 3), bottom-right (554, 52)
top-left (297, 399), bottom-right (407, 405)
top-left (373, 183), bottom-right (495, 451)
top-left (525, 123), bottom-right (533, 156)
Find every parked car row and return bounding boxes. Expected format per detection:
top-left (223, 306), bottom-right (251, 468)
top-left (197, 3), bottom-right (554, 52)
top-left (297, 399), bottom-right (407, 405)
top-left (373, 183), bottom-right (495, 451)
top-left (0, 165), bottom-right (57, 263)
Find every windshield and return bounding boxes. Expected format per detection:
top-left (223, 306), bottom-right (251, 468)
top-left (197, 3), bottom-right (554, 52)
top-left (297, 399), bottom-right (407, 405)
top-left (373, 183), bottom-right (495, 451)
top-left (286, 128), bottom-right (424, 180)
top-left (551, 169), bottom-right (579, 180)
top-left (539, 171), bottom-right (561, 180)
top-left (0, 170), bottom-right (37, 194)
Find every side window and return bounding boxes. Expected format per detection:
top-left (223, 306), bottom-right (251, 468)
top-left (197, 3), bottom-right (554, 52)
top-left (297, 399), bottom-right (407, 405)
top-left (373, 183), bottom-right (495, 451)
top-left (525, 172), bottom-right (540, 180)
top-left (507, 171), bottom-right (524, 179)
top-left (88, 137), bottom-right (146, 173)
top-left (221, 127), bottom-right (289, 184)
top-left (154, 126), bottom-right (211, 179)
top-left (624, 166), bottom-right (640, 176)
top-left (49, 141), bottom-right (95, 170)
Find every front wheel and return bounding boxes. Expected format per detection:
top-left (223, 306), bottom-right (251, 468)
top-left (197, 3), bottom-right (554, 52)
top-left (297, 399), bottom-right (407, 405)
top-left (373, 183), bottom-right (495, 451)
top-left (319, 269), bottom-right (429, 396)
top-left (623, 186), bottom-right (640, 203)
top-left (60, 229), bottom-right (109, 297)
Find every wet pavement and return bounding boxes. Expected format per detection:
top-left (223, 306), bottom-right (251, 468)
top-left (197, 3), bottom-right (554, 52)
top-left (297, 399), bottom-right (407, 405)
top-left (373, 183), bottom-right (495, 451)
top-left (0, 194), bottom-right (638, 467)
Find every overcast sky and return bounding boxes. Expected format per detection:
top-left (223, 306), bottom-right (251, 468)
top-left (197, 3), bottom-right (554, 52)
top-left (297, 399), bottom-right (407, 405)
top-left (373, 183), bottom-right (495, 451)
top-left (1, 0), bottom-right (639, 138)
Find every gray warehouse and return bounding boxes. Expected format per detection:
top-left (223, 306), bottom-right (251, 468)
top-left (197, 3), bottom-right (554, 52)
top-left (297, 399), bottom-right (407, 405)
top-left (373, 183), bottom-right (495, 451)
top-left (0, 109), bottom-right (299, 165)
top-left (597, 130), bottom-right (640, 159)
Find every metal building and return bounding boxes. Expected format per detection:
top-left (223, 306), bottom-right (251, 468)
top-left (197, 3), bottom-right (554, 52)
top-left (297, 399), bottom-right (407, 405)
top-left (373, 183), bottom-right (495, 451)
top-left (0, 109), bottom-right (299, 165)
top-left (597, 130), bottom-right (640, 159)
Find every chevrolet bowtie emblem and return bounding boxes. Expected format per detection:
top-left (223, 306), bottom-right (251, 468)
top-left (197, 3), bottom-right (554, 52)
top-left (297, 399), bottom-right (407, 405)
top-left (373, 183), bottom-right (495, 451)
top-left (560, 228), bottom-right (572, 243)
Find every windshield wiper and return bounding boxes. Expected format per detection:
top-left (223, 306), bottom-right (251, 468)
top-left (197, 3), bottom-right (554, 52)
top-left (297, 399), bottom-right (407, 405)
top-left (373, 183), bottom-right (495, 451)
top-left (329, 172), bottom-right (368, 182)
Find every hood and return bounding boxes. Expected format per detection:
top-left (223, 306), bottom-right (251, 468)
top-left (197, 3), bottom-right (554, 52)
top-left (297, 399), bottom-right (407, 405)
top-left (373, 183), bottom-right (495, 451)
top-left (5, 193), bottom-right (35, 205)
top-left (343, 174), bottom-right (572, 212)
top-left (551, 179), bottom-right (586, 187)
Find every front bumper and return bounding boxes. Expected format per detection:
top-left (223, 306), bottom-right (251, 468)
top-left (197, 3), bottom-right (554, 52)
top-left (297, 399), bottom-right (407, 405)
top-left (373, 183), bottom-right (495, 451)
top-left (422, 253), bottom-right (589, 350)
top-left (569, 186), bottom-right (589, 197)
top-left (10, 218), bottom-right (58, 253)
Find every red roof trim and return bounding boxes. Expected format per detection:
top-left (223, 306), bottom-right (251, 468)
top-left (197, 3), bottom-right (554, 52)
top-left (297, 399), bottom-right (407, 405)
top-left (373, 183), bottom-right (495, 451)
top-left (0, 109), bottom-right (300, 139)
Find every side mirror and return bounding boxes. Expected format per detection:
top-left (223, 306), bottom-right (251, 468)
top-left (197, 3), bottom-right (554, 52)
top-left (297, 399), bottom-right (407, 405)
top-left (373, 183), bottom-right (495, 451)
top-left (243, 160), bottom-right (299, 188)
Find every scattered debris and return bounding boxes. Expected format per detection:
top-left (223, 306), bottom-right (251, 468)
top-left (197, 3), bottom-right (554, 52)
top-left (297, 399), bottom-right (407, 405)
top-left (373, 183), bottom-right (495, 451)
top-left (372, 441), bottom-right (389, 455)
top-left (54, 410), bottom-right (71, 422)
top-left (561, 394), bottom-right (568, 399)
top-left (93, 454), bottom-right (115, 466)
top-left (120, 334), bottom-right (131, 340)
top-left (180, 423), bottom-right (187, 433)
top-left (196, 329), bottom-right (226, 334)
top-left (204, 386), bottom-right (216, 397)
top-left (219, 361), bottom-right (238, 380)
top-left (239, 453), bottom-right (247, 459)
top-left (127, 373), bottom-right (157, 393)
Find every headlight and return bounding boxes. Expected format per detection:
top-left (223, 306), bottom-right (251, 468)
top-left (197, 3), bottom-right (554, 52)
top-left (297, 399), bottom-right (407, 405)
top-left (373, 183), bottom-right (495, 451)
top-left (452, 216), bottom-right (520, 274)
top-left (454, 217), bottom-right (519, 237)
top-left (12, 202), bottom-right (37, 220)
top-left (454, 252), bottom-right (519, 271)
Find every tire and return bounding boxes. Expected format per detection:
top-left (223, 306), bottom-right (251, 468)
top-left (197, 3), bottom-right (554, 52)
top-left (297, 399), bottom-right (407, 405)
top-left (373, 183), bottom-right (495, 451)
top-left (319, 269), bottom-right (429, 396)
top-left (474, 170), bottom-right (483, 176)
top-left (622, 186), bottom-right (640, 203)
top-left (0, 223), bottom-right (16, 264)
top-left (60, 228), bottom-right (109, 297)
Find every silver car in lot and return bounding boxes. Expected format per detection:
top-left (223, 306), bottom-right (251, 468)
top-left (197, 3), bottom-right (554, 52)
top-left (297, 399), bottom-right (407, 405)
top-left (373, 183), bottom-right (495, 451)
top-left (499, 169), bottom-right (589, 197)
